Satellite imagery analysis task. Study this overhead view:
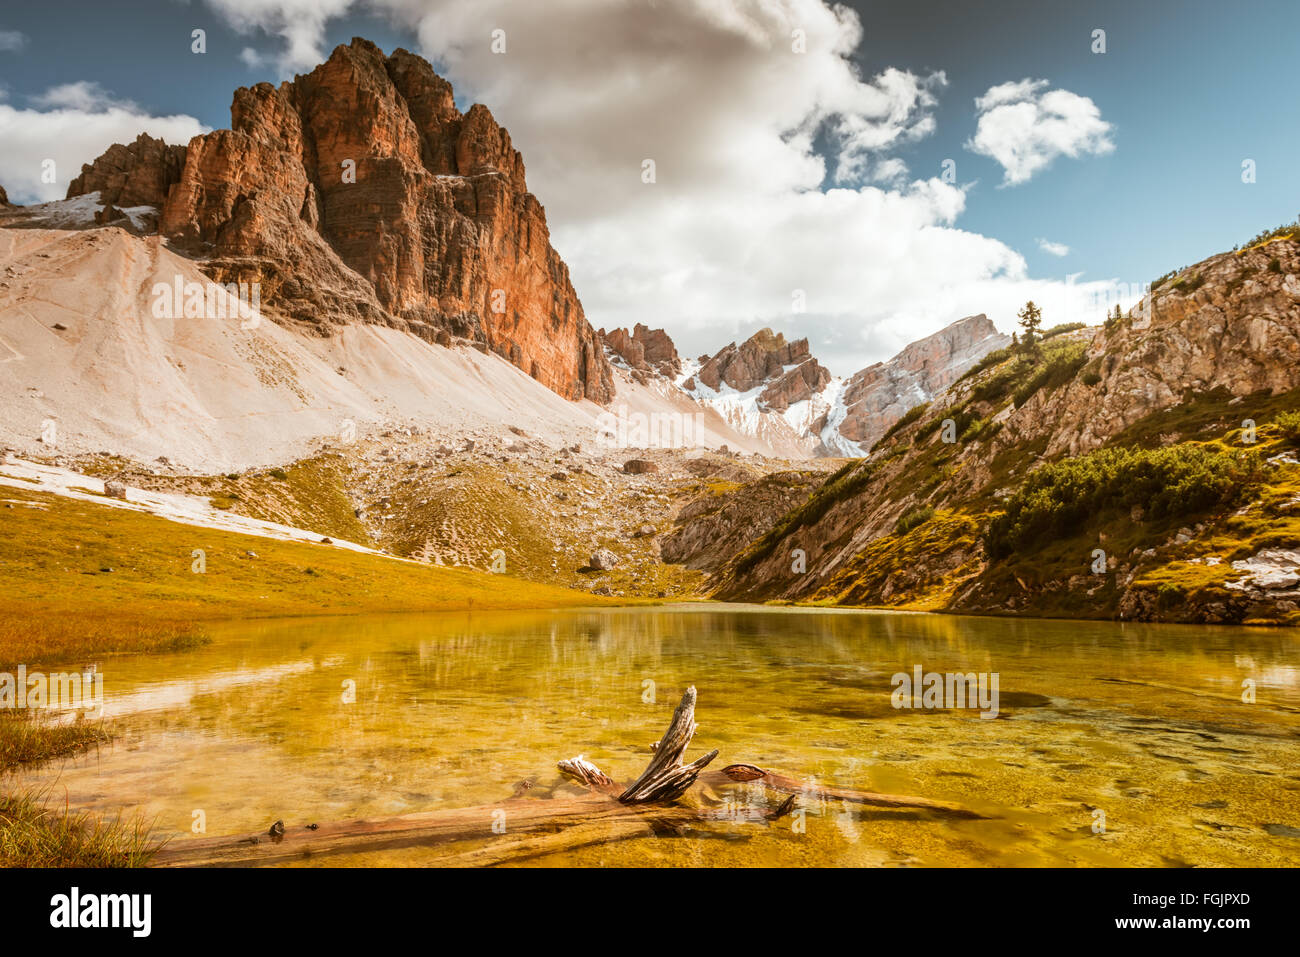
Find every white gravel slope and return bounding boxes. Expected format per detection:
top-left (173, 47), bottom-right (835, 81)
top-left (0, 227), bottom-right (788, 470)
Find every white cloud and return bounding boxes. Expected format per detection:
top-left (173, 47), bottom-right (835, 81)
top-left (239, 47), bottom-right (268, 69)
top-left (204, 0), bottom-right (355, 74)
top-left (826, 67), bottom-right (947, 183)
top-left (0, 85), bottom-right (207, 204)
top-left (30, 81), bottom-right (137, 112)
top-left (195, 1), bottom-right (1122, 373)
top-left (966, 78), bottom-right (1114, 187)
top-left (0, 29), bottom-right (27, 52)
top-left (865, 156), bottom-right (910, 187)
top-left (1037, 238), bottom-right (1070, 257)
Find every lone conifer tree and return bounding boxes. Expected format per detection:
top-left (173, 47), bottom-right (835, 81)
top-left (1017, 301), bottom-right (1043, 354)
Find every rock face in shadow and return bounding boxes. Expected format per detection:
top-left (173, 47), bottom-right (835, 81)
top-left (65, 38), bottom-right (613, 404)
top-left (661, 469), bottom-right (826, 572)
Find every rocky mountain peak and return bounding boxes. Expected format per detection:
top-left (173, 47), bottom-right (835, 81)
top-left (63, 38), bottom-right (614, 404)
top-left (66, 132), bottom-right (187, 210)
top-left (693, 328), bottom-right (821, 394)
top-left (600, 324), bottom-right (682, 381)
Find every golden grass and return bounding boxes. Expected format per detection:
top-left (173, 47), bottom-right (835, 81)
top-left (0, 788), bottom-right (158, 867)
top-left (0, 710), bottom-right (111, 772)
top-left (0, 613), bottom-right (207, 672)
top-left (0, 481), bottom-right (618, 865)
top-left (0, 486), bottom-right (608, 668)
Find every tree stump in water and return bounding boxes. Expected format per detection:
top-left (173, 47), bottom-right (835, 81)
top-left (616, 686), bottom-right (718, 803)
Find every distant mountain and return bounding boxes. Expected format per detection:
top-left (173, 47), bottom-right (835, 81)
top-left (601, 318), bottom-right (1010, 457)
top-left (833, 314), bottom-right (1012, 452)
top-left (0, 36), bottom-right (1009, 468)
top-left (678, 329), bottom-right (835, 456)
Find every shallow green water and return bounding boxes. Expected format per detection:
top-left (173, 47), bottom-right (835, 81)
top-left (14, 604), bottom-right (1300, 866)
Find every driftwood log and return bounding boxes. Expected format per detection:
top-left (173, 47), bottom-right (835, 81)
top-left (153, 686), bottom-right (983, 867)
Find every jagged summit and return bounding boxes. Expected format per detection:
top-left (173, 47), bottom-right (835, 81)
top-left (60, 38), bottom-right (614, 404)
top-left (2, 38), bottom-right (1013, 465)
top-left (599, 323), bottom-right (682, 381)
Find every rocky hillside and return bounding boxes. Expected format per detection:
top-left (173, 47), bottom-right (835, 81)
top-left (30, 433), bottom-right (833, 601)
top-left (59, 38), bottom-right (613, 404)
top-left (701, 225), bottom-right (1300, 625)
top-left (659, 467), bottom-right (829, 572)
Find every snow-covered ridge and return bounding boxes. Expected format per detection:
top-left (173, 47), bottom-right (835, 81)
top-left (675, 357), bottom-right (853, 457)
top-left (3, 191), bottom-right (157, 232)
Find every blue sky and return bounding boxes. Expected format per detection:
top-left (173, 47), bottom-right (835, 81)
top-left (841, 0), bottom-right (1300, 289)
top-left (1, 0), bottom-right (1297, 372)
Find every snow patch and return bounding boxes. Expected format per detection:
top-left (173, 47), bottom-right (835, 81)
top-left (6, 191), bottom-right (158, 231)
top-left (0, 455), bottom-right (400, 558)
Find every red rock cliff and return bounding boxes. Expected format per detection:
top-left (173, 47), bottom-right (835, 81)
top-left (68, 38), bottom-right (613, 403)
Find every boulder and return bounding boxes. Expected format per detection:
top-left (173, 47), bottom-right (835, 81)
top-left (589, 548), bottom-right (619, 571)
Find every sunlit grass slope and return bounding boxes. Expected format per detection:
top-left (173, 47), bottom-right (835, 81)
top-left (0, 486), bottom-right (605, 669)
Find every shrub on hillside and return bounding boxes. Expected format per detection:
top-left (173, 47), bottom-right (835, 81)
top-left (731, 459), bottom-right (879, 575)
top-left (1274, 410), bottom-right (1300, 444)
top-left (894, 505), bottom-right (935, 536)
top-left (1011, 342), bottom-right (1088, 408)
top-left (915, 404), bottom-right (980, 443)
top-left (971, 362), bottom-right (1024, 403)
top-left (1243, 215), bottom-right (1299, 249)
top-left (985, 444), bottom-right (1260, 558)
top-left (1041, 322), bottom-right (1086, 340)
top-left (955, 345), bottom-right (1014, 385)
top-left (1150, 269), bottom-right (1180, 290)
top-left (873, 402), bottom-right (930, 449)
